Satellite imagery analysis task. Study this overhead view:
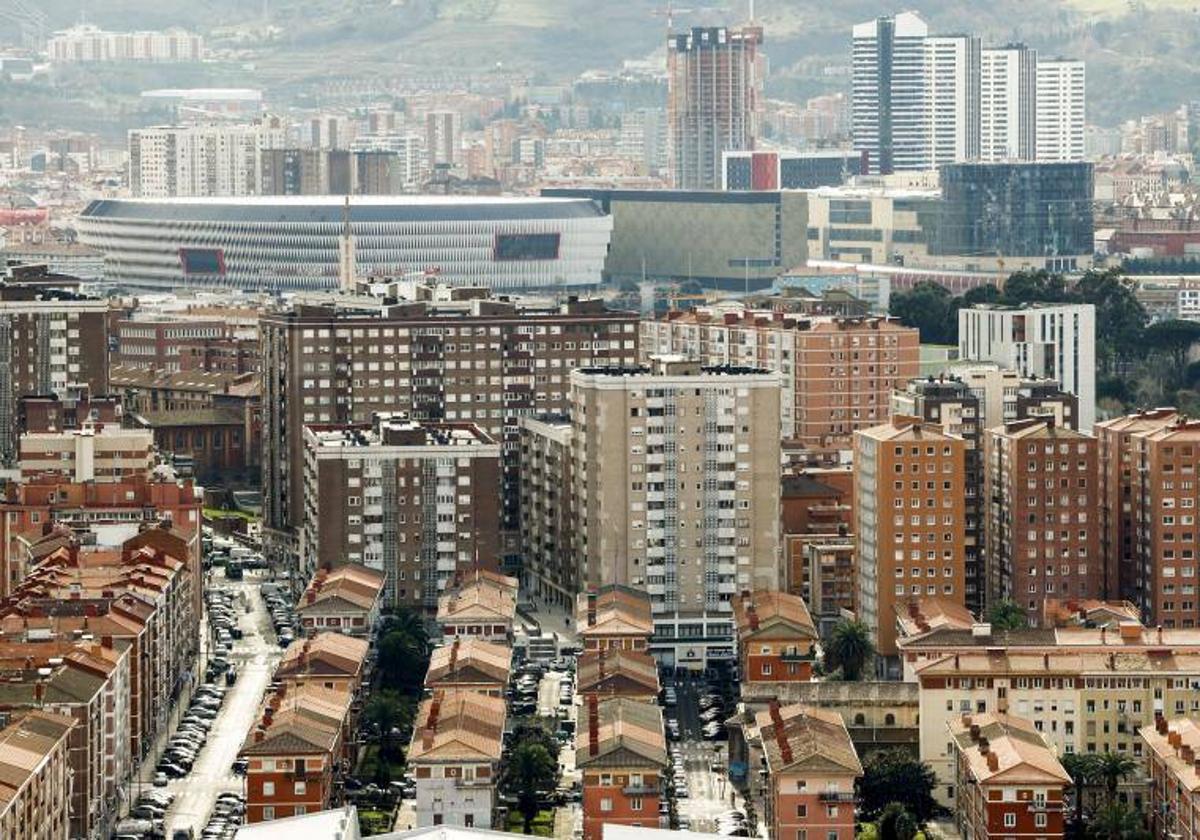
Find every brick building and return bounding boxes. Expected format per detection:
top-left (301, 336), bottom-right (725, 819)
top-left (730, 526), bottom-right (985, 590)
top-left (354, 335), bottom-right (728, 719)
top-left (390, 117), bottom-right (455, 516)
top-left (296, 564), bottom-right (386, 638)
top-left (576, 586), bottom-right (653, 654)
top-left (576, 696), bottom-right (668, 840)
top-left (0, 711), bottom-right (75, 840)
top-left (436, 570), bottom-right (518, 644)
top-left (274, 634), bottom-right (369, 698)
top-left (983, 418), bottom-right (1100, 619)
top-left (1144, 716), bottom-right (1200, 840)
top-left (732, 590), bottom-right (818, 683)
top-left (948, 713), bottom-right (1070, 840)
top-left (18, 422), bottom-right (154, 484)
top-left (113, 317), bottom-right (259, 374)
top-left (424, 638), bottom-right (512, 698)
top-left (300, 414), bottom-right (502, 612)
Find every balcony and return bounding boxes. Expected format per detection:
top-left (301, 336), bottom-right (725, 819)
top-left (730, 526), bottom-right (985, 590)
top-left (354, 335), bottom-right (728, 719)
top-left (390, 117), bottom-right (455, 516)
top-left (622, 784), bottom-right (661, 796)
top-left (1029, 801), bottom-right (1064, 813)
top-left (818, 791), bottom-right (856, 803)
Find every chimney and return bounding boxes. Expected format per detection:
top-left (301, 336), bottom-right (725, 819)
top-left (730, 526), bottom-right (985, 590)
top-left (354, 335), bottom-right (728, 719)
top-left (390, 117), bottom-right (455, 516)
top-left (986, 751), bottom-right (999, 772)
top-left (969, 724), bottom-right (981, 742)
top-left (254, 730), bottom-right (264, 743)
top-left (34, 681), bottom-right (44, 703)
top-left (1169, 731), bottom-right (1182, 748)
top-left (978, 737), bottom-right (989, 755)
top-left (586, 591), bottom-right (597, 628)
top-left (1157, 717), bottom-right (1169, 735)
top-left (588, 694), bottom-right (599, 757)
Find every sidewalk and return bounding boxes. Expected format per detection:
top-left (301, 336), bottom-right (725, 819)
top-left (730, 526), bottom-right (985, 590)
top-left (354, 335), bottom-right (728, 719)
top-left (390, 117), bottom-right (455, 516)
top-left (520, 594), bottom-right (579, 648)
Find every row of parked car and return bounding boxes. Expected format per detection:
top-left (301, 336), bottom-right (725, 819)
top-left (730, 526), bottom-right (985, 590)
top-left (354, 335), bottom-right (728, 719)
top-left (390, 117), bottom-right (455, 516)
top-left (261, 582), bottom-right (298, 648)
top-left (197, 792), bottom-right (245, 840)
top-left (205, 589), bottom-right (241, 684)
top-left (113, 788), bottom-right (176, 839)
top-left (154, 683), bottom-right (228, 782)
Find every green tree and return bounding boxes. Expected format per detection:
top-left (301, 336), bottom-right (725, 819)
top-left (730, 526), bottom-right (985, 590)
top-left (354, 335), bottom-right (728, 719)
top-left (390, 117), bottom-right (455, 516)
top-left (1001, 269), bottom-right (1070, 305)
top-left (500, 725), bottom-right (561, 835)
top-left (961, 283), bottom-right (1002, 306)
top-left (1061, 752), bottom-right (1101, 827)
top-left (889, 281), bottom-right (957, 344)
top-left (877, 802), bottom-right (919, 840)
top-left (377, 628), bottom-right (430, 694)
top-left (1095, 751), bottom-right (1139, 807)
top-left (1086, 802), bottom-right (1150, 840)
top-left (825, 619), bottom-right (875, 681)
top-left (1145, 320), bottom-right (1200, 392)
top-left (858, 750), bottom-right (937, 823)
top-left (363, 689), bottom-right (407, 762)
top-left (1071, 269), bottom-right (1148, 376)
top-left (379, 606), bottom-right (429, 652)
top-left (986, 600), bottom-right (1029, 631)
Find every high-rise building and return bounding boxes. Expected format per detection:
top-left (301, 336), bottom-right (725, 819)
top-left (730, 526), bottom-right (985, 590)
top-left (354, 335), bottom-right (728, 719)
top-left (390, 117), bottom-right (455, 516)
top-left (619, 108), bottom-right (666, 176)
top-left (852, 12), bottom-right (929, 174)
top-left (642, 307), bottom-right (921, 449)
top-left (300, 414), bottom-right (502, 612)
top-left (128, 122), bottom-right (286, 197)
top-left (48, 24), bottom-right (203, 62)
top-left (980, 44), bottom-right (1038, 161)
top-left (667, 26), bottom-right (764, 189)
top-left (1096, 409), bottom-right (1180, 605)
top-left (984, 418), bottom-right (1100, 617)
top-left (425, 111), bottom-right (461, 169)
top-left (924, 35), bottom-right (981, 167)
top-left (567, 357), bottom-right (782, 668)
top-left (854, 417), bottom-right (967, 670)
top-left (260, 286), bottom-right (639, 574)
top-left (958, 303), bottom-right (1096, 431)
top-left (1036, 59), bottom-right (1086, 162)
top-left (518, 414), bottom-right (576, 609)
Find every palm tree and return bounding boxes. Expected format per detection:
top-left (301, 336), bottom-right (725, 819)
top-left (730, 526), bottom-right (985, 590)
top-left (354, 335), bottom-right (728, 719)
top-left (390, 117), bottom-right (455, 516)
top-left (826, 619), bottom-right (875, 681)
top-left (380, 606), bottom-right (429, 655)
top-left (1095, 752), bottom-right (1138, 807)
top-left (1087, 802), bottom-right (1150, 840)
top-left (1061, 753), bottom-right (1101, 828)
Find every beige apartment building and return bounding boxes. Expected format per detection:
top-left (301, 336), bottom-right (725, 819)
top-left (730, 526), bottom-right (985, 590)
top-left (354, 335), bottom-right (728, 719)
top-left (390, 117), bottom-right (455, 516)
top-left (567, 357), bottom-right (782, 669)
top-left (517, 413), bottom-right (575, 609)
top-left (18, 422), bottom-right (154, 483)
top-left (300, 413), bottom-right (502, 613)
top-left (0, 711), bottom-right (76, 840)
top-left (641, 306), bottom-right (919, 449)
top-left (855, 417), bottom-right (968, 671)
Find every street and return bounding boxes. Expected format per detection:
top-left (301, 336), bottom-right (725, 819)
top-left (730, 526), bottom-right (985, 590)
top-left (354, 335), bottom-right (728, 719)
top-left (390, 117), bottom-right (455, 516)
top-left (161, 569), bottom-right (282, 835)
top-left (670, 677), bottom-right (743, 833)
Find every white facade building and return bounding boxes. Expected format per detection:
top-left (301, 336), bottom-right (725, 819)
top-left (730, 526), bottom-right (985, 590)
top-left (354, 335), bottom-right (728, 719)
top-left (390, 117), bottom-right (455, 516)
top-left (128, 123), bottom-right (287, 198)
top-left (924, 35), bottom-right (981, 168)
top-left (1036, 59), bottom-right (1086, 162)
top-left (980, 45), bottom-right (1037, 161)
top-left (852, 12), bottom-right (929, 174)
top-left (48, 24), bottom-right (203, 62)
top-left (957, 304), bottom-right (1096, 431)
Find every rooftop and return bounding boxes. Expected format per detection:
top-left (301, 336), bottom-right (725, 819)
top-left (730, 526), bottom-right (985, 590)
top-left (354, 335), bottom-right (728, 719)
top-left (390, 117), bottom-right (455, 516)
top-left (408, 691), bottom-right (506, 763)
top-left (306, 415), bottom-right (495, 450)
top-left (732, 590), bottom-right (817, 641)
top-left (753, 703), bottom-right (862, 776)
top-left (0, 711), bottom-right (75, 811)
top-left (576, 697), bottom-right (667, 769)
top-left (424, 638), bottom-right (512, 687)
top-left (1143, 717), bottom-right (1200, 792)
top-left (950, 713), bottom-right (1069, 786)
top-left (577, 585), bottom-right (653, 638)
top-left (298, 565), bottom-right (387, 614)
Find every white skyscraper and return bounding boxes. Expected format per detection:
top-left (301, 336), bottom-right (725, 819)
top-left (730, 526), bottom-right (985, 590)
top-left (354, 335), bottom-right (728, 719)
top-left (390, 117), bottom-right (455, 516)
top-left (1036, 59), bottom-right (1086, 162)
top-left (924, 35), bottom-right (981, 167)
top-left (980, 44), bottom-right (1038, 161)
top-left (128, 121), bottom-right (286, 198)
top-left (852, 12), bottom-right (929, 174)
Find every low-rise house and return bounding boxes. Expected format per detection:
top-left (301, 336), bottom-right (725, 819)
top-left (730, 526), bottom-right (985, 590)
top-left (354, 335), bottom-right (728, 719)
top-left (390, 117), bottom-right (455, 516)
top-left (0, 711), bottom-right (76, 840)
top-left (296, 565), bottom-right (386, 638)
top-left (576, 586), bottom-right (652, 653)
top-left (576, 649), bottom-right (660, 703)
top-left (576, 696), bottom-right (668, 840)
top-left (436, 570), bottom-right (518, 644)
top-left (424, 639), bottom-right (512, 698)
top-left (732, 590), bottom-right (818, 683)
top-left (275, 633), bottom-right (369, 699)
top-left (752, 703), bottom-right (862, 840)
top-left (407, 690), bottom-right (507, 830)
top-left (948, 713), bottom-right (1070, 840)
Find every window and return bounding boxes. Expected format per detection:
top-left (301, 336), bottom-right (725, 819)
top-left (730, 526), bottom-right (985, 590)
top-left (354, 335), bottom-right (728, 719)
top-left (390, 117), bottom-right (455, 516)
top-left (1003, 813), bottom-right (1016, 828)
top-left (796, 804), bottom-right (808, 818)
top-left (494, 233), bottom-right (561, 260)
top-left (263, 782), bottom-right (275, 796)
top-left (630, 797), bottom-right (643, 811)
top-left (600, 798), bottom-right (613, 812)
top-left (294, 781), bottom-right (306, 795)
top-left (262, 806), bottom-right (275, 821)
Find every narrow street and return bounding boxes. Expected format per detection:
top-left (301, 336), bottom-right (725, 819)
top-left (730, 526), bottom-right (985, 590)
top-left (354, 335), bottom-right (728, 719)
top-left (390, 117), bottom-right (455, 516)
top-left (159, 570), bottom-right (282, 836)
top-left (673, 677), bottom-right (743, 833)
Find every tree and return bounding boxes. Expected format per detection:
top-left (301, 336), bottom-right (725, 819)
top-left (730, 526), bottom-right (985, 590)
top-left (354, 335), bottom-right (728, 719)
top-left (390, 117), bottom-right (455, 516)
top-left (877, 802), bottom-right (919, 840)
top-left (1095, 751), bottom-right (1138, 807)
top-left (377, 628), bottom-right (430, 694)
top-left (858, 750), bottom-right (937, 824)
top-left (1071, 269), bottom-right (1148, 376)
top-left (1144, 320), bottom-right (1200, 392)
top-left (1061, 752), bottom-right (1101, 828)
top-left (1086, 802), bottom-right (1150, 840)
top-left (889, 281), bottom-right (957, 344)
top-left (500, 724), bottom-right (561, 834)
top-left (1001, 269), bottom-right (1070, 305)
top-left (825, 619), bottom-right (875, 681)
top-left (363, 690), bottom-right (406, 762)
top-left (986, 600), bottom-right (1029, 631)
top-left (379, 606), bottom-right (429, 653)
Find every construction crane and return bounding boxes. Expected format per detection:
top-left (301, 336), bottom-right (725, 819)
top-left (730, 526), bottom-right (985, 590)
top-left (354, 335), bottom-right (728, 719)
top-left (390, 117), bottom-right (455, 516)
top-left (650, 2), bottom-right (695, 39)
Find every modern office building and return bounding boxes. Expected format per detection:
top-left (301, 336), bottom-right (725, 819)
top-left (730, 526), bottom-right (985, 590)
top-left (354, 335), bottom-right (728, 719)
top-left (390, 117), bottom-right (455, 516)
top-left (924, 35), bottom-right (982, 167)
top-left (299, 414), bottom-right (503, 612)
top-left (722, 150), bottom-right (865, 190)
top-left (854, 417), bottom-right (967, 669)
top-left (77, 195), bottom-right (613, 293)
top-left (567, 357), bottom-right (783, 669)
top-left (128, 122), bottom-right (286, 197)
top-left (980, 44), bottom-right (1038, 161)
top-left (642, 305), bottom-right (920, 448)
top-left (667, 26), bottom-right (764, 189)
top-left (984, 418), bottom-right (1100, 617)
top-left (852, 12), bottom-right (930, 174)
top-left (260, 286), bottom-right (639, 576)
top-left (543, 188), bottom-right (808, 290)
top-left (1036, 59), bottom-right (1086, 162)
top-left (958, 303), bottom-right (1096, 431)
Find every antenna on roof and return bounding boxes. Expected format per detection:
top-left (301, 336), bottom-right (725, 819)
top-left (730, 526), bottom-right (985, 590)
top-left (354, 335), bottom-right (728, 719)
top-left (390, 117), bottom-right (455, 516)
top-left (338, 196), bottom-right (357, 293)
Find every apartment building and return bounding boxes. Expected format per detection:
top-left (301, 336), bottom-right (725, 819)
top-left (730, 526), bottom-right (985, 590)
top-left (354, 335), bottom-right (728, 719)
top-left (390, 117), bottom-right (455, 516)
top-left (915, 646), bottom-right (1200, 806)
top-left (983, 419), bottom-right (1100, 616)
top-left (1131, 418), bottom-right (1200, 627)
top-left (576, 649), bottom-right (660, 703)
top-left (18, 389), bottom-right (121, 437)
top-left (128, 121), bottom-right (286, 197)
top-left (1036, 60), bottom-right (1086, 162)
top-left (568, 357), bottom-right (782, 669)
top-left (275, 634), bottom-right (369, 698)
top-left (260, 288), bottom-right (639, 571)
top-left (793, 535), bottom-right (858, 638)
top-left (517, 414), bottom-right (575, 608)
top-left (300, 414), bottom-right (502, 612)
top-left (0, 281), bottom-right (109, 468)
top-left (1096, 409), bottom-right (1179, 605)
top-left (980, 44), bottom-right (1037, 162)
top-left (48, 24), bottom-right (203, 62)
top-left (113, 317), bottom-right (259, 374)
top-left (731, 591), bottom-right (819, 684)
top-left (407, 690), bottom-right (507, 830)
top-left (940, 364), bottom-right (1080, 433)
top-left (436, 570), bottom-right (519, 644)
top-left (296, 564), bottom-right (386, 638)
top-left (19, 422), bottom-right (155, 483)
top-left (1144, 717), bottom-right (1200, 840)
top-left (854, 417), bottom-right (968, 670)
top-left (958, 304), bottom-right (1096, 431)
top-left (576, 696), bottom-right (668, 840)
top-left (948, 713), bottom-right (1070, 840)
top-left (892, 377), bottom-right (984, 613)
top-left (0, 711), bottom-right (75, 840)
top-left (424, 638), bottom-right (512, 698)
top-left (242, 683), bottom-right (354, 824)
top-left (641, 307), bottom-right (920, 448)
top-left (751, 703), bottom-right (862, 840)
top-left (576, 586), bottom-right (653, 654)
